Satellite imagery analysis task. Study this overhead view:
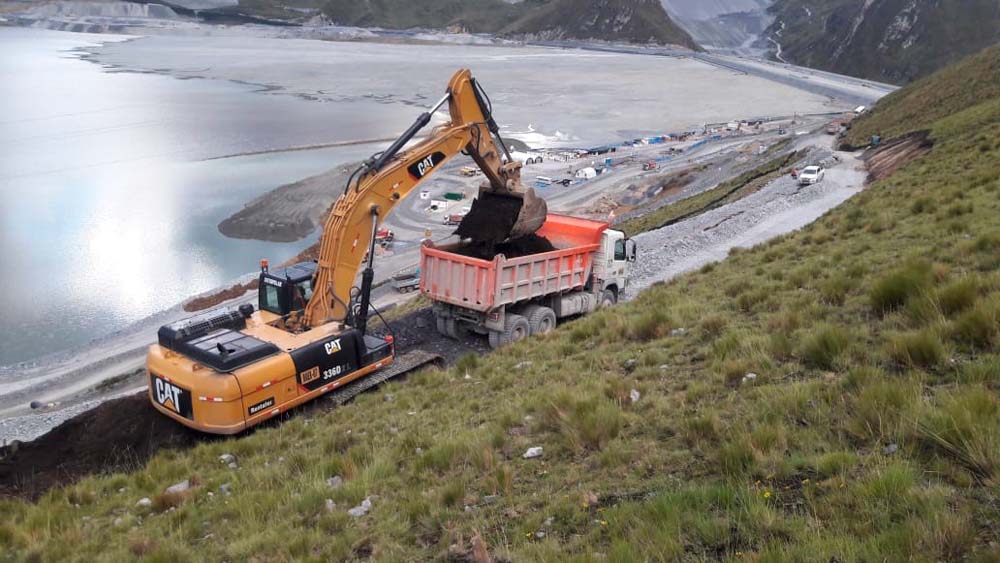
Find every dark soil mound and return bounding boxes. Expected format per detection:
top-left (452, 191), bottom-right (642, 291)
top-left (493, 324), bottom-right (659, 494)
top-left (451, 234), bottom-right (556, 261)
top-left (0, 394), bottom-right (203, 500)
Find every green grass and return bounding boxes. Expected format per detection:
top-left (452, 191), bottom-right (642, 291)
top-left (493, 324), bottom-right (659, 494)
top-left (2, 45), bottom-right (1000, 562)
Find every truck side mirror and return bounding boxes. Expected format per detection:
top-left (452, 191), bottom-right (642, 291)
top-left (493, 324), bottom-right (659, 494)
top-left (625, 239), bottom-right (637, 262)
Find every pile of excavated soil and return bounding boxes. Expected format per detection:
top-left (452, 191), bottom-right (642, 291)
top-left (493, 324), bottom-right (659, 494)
top-left (451, 234), bottom-right (556, 261)
top-left (0, 394), bottom-right (203, 500)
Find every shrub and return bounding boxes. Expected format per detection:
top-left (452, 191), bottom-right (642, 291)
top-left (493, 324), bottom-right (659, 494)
top-left (800, 325), bottom-right (851, 370)
top-left (869, 262), bottom-right (932, 314)
top-left (888, 330), bottom-right (945, 369)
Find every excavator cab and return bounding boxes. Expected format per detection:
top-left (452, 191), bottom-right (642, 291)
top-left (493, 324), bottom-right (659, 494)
top-left (258, 260), bottom-right (317, 316)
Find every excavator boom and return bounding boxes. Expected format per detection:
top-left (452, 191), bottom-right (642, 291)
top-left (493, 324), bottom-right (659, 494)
top-left (303, 69), bottom-right (547, 327)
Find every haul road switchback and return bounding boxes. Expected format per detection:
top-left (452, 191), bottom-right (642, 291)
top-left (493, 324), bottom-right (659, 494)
top-left (147, 69), bottom-right (632, 434)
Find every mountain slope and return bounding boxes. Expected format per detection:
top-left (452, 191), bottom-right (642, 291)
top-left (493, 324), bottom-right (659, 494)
top-left (504, 0), bottom-right (698, 47)
top-left (2, 47), bottom-right (999, 561)
top-left (320, 0), bottom-right (700, 48)
top-left (765, 0), bottom-right (1000, 83)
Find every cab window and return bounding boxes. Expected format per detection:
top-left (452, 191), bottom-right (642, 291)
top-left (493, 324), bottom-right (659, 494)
top-left (262, 284), bottom-right (281, 314)
top-left (291, 279), bottom-right (313, 310)
top-left (614, 239), bottom-right (626, 261)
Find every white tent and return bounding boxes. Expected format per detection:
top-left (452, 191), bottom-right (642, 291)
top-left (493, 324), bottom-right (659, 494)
top-left (575, 167), bottom-right (597, 179)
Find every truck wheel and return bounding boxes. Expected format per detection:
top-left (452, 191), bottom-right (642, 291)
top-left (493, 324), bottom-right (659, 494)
top-left (525, 305), bottom-right (557, 335)
top-left (488, 330), bottom-right (503, 349)
top-left (496, 314), bottom-right (529, 347)
top-left (445, 318), bottom-right (468, 339)
top-left (435, 316), bottom-right (449, 337)
top-left (600, 289), bottom-right (617, 308)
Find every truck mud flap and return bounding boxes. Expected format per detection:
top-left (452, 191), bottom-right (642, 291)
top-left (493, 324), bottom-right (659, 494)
top-left (326, 350), bottom-right (444, 407)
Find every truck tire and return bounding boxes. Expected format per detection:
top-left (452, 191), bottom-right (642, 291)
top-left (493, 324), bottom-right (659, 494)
top-left (490, 314), bottom-right (529, 348)
top-left (504, 314), bottom-right (530, 344)
top-left (488, 330), bottom-right (503, 349)
top-left (435, 315), bottom-right (449, 337)
top-left (445, 318), bottom-right (467, 339)
top-left (600, 289), bottom-right (617, 308)
top-left (525, 305), bottom-right (557, 335)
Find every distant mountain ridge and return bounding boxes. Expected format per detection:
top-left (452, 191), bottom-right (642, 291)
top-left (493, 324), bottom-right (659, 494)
top-left (321, 0), bottom-right (700, 49)
top-left (764, 0), bottom-right (1000, 84)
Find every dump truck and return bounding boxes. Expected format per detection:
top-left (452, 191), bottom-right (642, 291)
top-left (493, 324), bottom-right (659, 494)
top-left (423, 213), bottom-right (636, 348)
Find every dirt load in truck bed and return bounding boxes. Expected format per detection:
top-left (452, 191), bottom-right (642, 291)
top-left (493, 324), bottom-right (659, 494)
top-left (449, 234), bottom-right (556, 260)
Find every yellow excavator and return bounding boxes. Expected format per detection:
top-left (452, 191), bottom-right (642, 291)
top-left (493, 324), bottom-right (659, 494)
top-left (147, 69), bottom-right (547, 433)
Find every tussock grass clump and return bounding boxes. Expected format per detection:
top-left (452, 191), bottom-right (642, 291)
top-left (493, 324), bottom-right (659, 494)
top-left (851, 378), bottom-right (920, 441)
top-left (887, 330), bottom-right (946, 369)
top-left (626, 309), bottom-right (672, 341)
top-left (535, 391), bottom-right (623, 452)
top-left (950, 305), bottom-right (998, 350)
top-left (915, 388), bottom-right (1000, 480)
top-left (699, 314), bottom-right (726, 338)
top-left (800, 324), bottom-right (851, 370)
top-left (936, 277), bottom-right (979, 316)
top-left (869, 261), bottom-right (932, 314)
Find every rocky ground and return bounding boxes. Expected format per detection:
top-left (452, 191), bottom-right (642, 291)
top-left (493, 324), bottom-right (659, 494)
top-left (627, 145), bottom-right (863, 296)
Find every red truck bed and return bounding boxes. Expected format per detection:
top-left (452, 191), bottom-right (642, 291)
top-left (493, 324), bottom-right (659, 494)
top-left (420, 214), bottom-right (608, 312)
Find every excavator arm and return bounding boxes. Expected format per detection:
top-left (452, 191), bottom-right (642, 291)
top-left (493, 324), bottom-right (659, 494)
top-left (302, 69), bottom-right (547, 328)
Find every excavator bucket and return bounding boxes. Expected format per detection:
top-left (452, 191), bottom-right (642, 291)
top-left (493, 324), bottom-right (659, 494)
top-left (454, 187), bottom-right (547, 243)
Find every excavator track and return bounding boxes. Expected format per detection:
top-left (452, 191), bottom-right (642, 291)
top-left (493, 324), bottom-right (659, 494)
top-left (327, 349), bottom-right (443, 407)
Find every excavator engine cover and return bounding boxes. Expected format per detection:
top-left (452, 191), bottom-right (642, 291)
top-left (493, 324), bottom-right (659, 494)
top-left (454, 187), bottom-right (547, 243)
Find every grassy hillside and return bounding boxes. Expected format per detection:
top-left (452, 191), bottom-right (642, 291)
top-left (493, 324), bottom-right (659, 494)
top-left (504, 0), bottom-right (700, 48)
top-left (765, 0), bottom-right (1000, 84)
top-left (321, 0), bottom-right (524, 33)
top-left (2, 51), bottom-right (999, 560)
top-left (320, 0), bottom-right (699, 48)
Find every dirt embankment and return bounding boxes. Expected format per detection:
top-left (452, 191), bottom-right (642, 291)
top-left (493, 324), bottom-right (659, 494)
top-left (0, 394), bottom-right (204, 500)
top-left (862, 130), bottom-right (933, 182)
top-left (218, 164), bottom-right (357, 242)
top-left (0, 306), bottom-right (483, 500)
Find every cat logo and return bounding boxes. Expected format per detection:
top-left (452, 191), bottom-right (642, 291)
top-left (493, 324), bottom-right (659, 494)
top-left (299, 366), bottom-right (320, 385)
top-left (154, 378), bottom-right (183, 413)
top-left (407, 151), bottom-right (446, 180)
top-left (324, 339), bottom-right (342, 355)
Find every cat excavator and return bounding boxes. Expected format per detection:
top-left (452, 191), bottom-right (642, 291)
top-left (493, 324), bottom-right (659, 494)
top-left (148, 69), bottom-right (547, 433)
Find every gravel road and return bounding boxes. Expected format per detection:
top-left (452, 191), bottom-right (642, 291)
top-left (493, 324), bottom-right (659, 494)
top-left (626, 147), bottom-right (864, 297)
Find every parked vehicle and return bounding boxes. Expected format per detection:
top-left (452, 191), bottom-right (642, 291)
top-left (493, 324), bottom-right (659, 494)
top-left (392, 272), bottom-right (421, 293)
top-left (443, 191), bottom-right (465, 201)
top-left (798, 165), bottom-right (825, 185)
top-left (422, 214), bottom-right (636, 348)
top-left (642, 160), bottom-right (658, 171)
top-left (443, 213), bottom-right (466, 225)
